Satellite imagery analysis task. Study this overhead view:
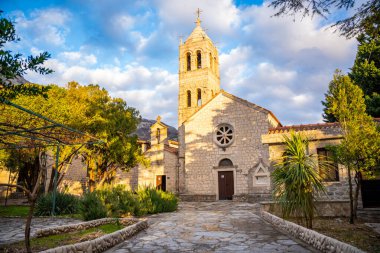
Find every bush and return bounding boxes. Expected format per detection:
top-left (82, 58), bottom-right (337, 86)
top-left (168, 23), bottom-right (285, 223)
top-left (79, 192), bottom-right (107, 221)
top-left (34, 192), bottom-right (79, 216)
top-left (79, 186), bottom-right (178, 219)
top-left (96, 185), bottom-right (139, 217)
top-left (136, 187), bottom-right (178, 215)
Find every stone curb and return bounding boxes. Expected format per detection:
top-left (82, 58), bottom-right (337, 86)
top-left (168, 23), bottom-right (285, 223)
top-left (36, 218), bottom-right (138, 237)
top-left (260, 211), bottom-right (365, 253)
top-left (39, 219), bottom-right (148, 253)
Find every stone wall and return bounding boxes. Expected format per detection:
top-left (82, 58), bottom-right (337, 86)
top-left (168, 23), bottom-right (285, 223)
top-left (262, 129), bottom-right (352, 203)
top-left (59, 157), bottom-right (87, 195)
top-left (39, 218), bottom-right (148, 253)
top-left (181, 93), bottom-right (276, 199)
top-left (164, 150), bottom-right (178, 192)
top-left (261, 201), bottom-right (350, 217)
top-left (261, 211), bottom-right (364, 253)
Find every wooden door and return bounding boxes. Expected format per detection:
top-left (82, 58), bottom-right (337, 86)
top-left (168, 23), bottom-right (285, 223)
top-left (218, 171), bottom-right (234, 200)
top-left (156, 175), bottom-right (166, 191)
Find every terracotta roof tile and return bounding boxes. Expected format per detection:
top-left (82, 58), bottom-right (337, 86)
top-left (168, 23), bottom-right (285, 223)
top-left (269, 118), bottom-right (380, 134)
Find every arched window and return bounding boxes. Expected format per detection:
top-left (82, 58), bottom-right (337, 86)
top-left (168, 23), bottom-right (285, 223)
top-left (197, 88), bottom-right (202, 106)
top-left (213, 57), bottom-right (217, 73)
top-left (156, 128), bottom-right (161, 144)
top-left (219, 158), bottom-right (233, 167)
top-left (186, 53), bottom-right (191, 71)
top-left (197, 50), bottom-right (202, 69)
top-left (209, 53), bottom-right (213, 71)
top-left (187, 90), bottom-right (191, 107)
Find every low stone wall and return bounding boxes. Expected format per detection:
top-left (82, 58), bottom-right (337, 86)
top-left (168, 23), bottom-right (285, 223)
top-left (261, 211), bottom-right (364, 253)
top-left (39, 219), bottom-right (148, 253)
top-left (261, 200), bottom-right (350, 217)
top-left (179, 194), bottom-right (216, 202)
top-left (36, 218), bottom-right (139, 237)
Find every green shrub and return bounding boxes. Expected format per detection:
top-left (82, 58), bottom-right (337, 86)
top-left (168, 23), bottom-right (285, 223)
top-left (34, 192), bottom-right (79, 216)
top-left (79, 186), bottom-right (178, 219)
top-left (136, 187), bottom-right (178, 215)
top-left (80, 192), bottom-right (107, 221)
top-left (96, 185), bottom-right (139, 217)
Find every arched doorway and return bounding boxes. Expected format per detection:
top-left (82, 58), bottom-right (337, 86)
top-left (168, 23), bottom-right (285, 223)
top-left (218, 159), bottom-right (234, 200)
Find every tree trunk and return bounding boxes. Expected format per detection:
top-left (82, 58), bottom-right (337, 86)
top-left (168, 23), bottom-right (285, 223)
top-left (353, 171), bottom-right (362, 219)
top-left (25, 199), bottom-right (36, 253)
top-left (347, 166), bottom-right (354, 224)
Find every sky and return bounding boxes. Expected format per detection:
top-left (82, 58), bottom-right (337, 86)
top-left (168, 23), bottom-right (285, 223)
top-left (2, 0), bottom-right (358, 127)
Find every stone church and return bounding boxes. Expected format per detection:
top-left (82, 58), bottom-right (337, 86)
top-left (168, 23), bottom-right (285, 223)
top-left (123, 15), bottom-right (354, 205)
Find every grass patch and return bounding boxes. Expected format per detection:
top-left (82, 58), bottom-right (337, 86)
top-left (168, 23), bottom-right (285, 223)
top-left (287, 217), bottom-right (380, 253)
top-left (1, 223), bottom-right (126, 252)
top-left (0, 205), bottom-right (82, 219)
top-left (0, 205), bottom-right (29, 217)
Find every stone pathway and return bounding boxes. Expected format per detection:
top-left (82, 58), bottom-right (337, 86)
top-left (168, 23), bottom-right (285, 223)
top-left (107, 202), bottom-right (317, 253)
top-left (0, 217), bottom-right (81, 245)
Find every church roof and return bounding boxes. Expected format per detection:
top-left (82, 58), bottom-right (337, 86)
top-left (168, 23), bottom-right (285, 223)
top-left (182, 90), bottom-right (282, 126)
top-left (185, 18), bottom-right (212, 44)
top-left (268, 122), bottom-right (340, 134)
top-left (268, 118), bottom-right (380, 134)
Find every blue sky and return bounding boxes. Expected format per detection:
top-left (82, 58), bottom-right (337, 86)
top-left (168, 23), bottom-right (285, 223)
top-left (2, 0), bottom-right (357, 127)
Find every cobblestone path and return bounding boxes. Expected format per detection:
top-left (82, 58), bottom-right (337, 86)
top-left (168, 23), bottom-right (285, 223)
top-left (0, 217), bottom-right (81, 245)
top-left (107, 202), bottom-right (317, 253)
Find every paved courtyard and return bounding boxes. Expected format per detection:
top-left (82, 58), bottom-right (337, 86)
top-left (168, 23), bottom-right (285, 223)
top-left (107, 202), bottom-right (317, 253)
top-left (0, 217), bottom-right (81, 245)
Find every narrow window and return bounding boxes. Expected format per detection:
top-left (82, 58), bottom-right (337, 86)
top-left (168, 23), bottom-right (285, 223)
top-left (187, 90), bottom-right (191, 107)
top-left (156, 128), bottom-right (161, 144)
top-left (197, 50), bottom-right (202, 69)
top-left (197, 88), bottom-right (202, 106)
top-left (186, 53), bottom-right (191, 71)
top-left (213, 57), bottom-right (217, 73)
top-left (317, 148), bottom-right (339, 181)
top-left (211, 90), bottom-right (214, 97)
top-left (209, 53), bottom-right (213, 71)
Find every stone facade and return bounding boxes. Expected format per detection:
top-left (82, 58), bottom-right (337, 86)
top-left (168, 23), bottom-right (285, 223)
top-left (113, 116), bottom-right (179, 192)
top-left (178, 91), bottom-right (280, 201)
top-left (262, 124), bottom-right (351, 203)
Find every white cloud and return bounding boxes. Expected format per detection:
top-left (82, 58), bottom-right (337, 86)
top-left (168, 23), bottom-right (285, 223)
top-left (112, 14), bottom-right (135, 31)
top-left (60, 51), bottom-right (97, 65)
top-left (14, 8), bottom-right (71, 46)
top-left (25, 59), bottom-right (178, 126)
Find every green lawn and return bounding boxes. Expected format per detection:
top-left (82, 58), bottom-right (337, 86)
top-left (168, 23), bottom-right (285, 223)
top-left (0, 205), bottom-right (82, 219)
top-left (1, 223), bottom-right (125, 252)
top-left (0, 205), bottom-right (29, 217)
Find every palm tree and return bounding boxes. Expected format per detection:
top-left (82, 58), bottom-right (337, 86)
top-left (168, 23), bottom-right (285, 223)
top-left (272, 131), bottom-right (328, 228)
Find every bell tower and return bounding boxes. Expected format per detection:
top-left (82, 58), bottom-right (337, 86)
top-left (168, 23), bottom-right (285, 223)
top-left (178, 10), bottom-right (220, 126)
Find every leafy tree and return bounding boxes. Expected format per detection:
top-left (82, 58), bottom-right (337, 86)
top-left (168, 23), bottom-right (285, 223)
top-left (325, 70), bottom-right (380, 223)
top-left (272, 131), bottom-right (327, 229)
top-left (0, 10), bottom-right (52, 99)
top-left (1, 82), bottom-right (145, 193)
top-left (322, 15), bottom-right (380, 121)
top-left (269, 0), bottom-right (379, 38)
top-left (349, 22), bottom-right (380, 117)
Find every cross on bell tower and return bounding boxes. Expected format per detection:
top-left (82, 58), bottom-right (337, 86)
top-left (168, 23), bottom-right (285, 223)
top-left (195, 8), bottom-right (202, 26)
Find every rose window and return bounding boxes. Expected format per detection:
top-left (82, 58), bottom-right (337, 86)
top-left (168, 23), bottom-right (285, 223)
top-left (214, 124), bottom-right (234, 147)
